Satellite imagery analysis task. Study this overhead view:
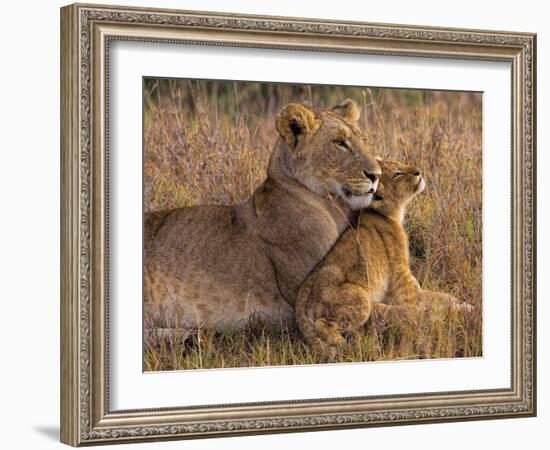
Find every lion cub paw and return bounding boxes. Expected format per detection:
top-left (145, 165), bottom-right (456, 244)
top-left (321, 345), bottom-right (339, 363)
top-left (314, 318), bottom-right (344, 361)
top-left (314, 318), bottom-right (344, 345)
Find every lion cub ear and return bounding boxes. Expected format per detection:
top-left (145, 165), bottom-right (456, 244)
top-left (276, 103), bottom-right (319, 151)
top-left (332, 98), bottom-right (360, 123)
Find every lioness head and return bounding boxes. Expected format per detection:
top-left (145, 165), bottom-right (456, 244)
top-left (368, 159), bottom-right (425, 222)
top-left (275, 99), bottom-right (381, 210)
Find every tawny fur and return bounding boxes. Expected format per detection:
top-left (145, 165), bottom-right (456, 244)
top-left (144, 99), bottom-right (381, 331)
top-left (296, 160), bottom-right (427, 361)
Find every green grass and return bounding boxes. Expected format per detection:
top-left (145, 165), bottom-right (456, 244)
top-left (143, 79), bottom-right (483, 370)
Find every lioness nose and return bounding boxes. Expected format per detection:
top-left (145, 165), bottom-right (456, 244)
top-left (363, 170), bottom-right (379, 182)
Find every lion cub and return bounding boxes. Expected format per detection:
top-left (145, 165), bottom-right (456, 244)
top-left (296, 159), bottom-right (425, 361)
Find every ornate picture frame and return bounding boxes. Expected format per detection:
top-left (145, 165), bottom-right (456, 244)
top-left (60, 3), bottom-right (536, 446)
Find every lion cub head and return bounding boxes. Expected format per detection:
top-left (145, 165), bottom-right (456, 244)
top-left (275, 99), bottom-right (381, 210)
top-left (368, 159), bottom-right (425, 223)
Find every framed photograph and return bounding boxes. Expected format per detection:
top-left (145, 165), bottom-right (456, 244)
top-left (60, 3), bottom-right (536, 446)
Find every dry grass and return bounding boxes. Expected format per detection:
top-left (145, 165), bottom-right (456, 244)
top-left (143, 79), bottom-right (482, 371)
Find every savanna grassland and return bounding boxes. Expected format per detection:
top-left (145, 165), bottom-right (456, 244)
top-left (143, 78), bottom-right (482, 371)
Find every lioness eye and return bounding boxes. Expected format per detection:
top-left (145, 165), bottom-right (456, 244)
top-left (334, 140), bottom-right (349, 151)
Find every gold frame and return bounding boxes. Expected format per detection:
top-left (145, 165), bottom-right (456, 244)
top-left (60, 3), bottom-right (537, 446)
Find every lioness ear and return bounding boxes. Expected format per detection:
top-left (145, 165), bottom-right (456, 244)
top-left (332, 98), bottom-right (360, 123)
top-left (276, 103), bottom-right (318, 150)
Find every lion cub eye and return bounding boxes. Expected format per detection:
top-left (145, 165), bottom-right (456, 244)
top-left (333, 140), bottom-right (350, 152)
top-left (393, 172), bottom-right (405, 179)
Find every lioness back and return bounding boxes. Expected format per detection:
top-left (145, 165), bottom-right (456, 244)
top-left (144, 203), bottom-right (290, 330)
top-left (295, 160), bottom-right (425, 360)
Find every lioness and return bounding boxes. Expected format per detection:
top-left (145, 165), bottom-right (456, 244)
top-left (295, 160), bottom-right (425, 361)
top-left (144, 99), bottom-right (381, 331)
